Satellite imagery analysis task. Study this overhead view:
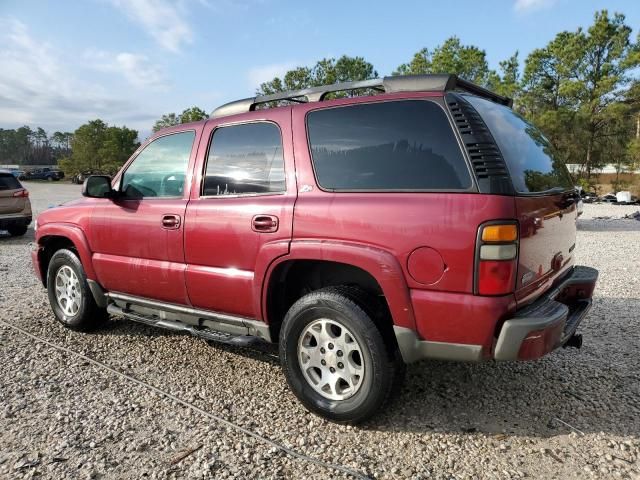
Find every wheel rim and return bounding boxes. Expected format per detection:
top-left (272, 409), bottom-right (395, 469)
top-left (297, 318), bottom-right (365, 401)
top-left (54, 265), bottom-right (81, 317)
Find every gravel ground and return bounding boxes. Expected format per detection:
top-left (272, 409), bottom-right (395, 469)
top-left (1, 182), bottom-right (639, 479)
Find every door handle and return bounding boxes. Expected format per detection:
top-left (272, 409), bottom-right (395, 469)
top-left (252, 215), bottom-right (279, 233)
top-left (161, 214), bottom-right (181, 229)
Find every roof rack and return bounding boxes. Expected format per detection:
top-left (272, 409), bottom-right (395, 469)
top-left (211, 74), bottom-right (513, 118)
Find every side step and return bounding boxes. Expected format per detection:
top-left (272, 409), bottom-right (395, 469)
top-left (106, 304), bottom-right (265, 347)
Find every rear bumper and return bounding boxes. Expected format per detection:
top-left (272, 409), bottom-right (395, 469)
top-left (0, 214), bottom-right (32, 229)
top-left (394, 265), bottom-right (597, 364)
top-left (493, 265), bottom-right (598, 361)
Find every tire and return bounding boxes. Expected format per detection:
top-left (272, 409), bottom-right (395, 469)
top-left (46, 249), bottom-right (107, 331)
top-left (279, 286), bottom-right (404, 424)
top-left (7, 225), bottom-right (28, 236)
top-left (47, 176), bottom-right (53, 182)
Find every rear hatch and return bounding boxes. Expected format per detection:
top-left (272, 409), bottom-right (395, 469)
top-left (465, 95), bottom-right (578, 306)
top-left (0, 173), bottom-right (27, 215)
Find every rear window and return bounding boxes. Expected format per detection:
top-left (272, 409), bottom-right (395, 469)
top-left (0, 174), bottom-right (21, 190)
top-left (464, 95), bottom-right (574, 194)
top-left (307, 100), bottom-right (471, 191)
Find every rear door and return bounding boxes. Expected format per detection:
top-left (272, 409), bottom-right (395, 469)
top-left (0, 173), bottom-right (26, 214)
top-left (184, 108), bottom-right (296, 318)
top-left (465, 95), bottom-right (578, 305)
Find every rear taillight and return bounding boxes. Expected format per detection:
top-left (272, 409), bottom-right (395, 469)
top-left (476, 223), bottom-right (518, 296)
top-left (13, 189), bottom-right (29, 197)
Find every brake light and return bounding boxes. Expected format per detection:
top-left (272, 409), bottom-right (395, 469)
top-left (476, 222), bottom-right (518, 296)
top-left (13, 189), bottom-right (29, 198)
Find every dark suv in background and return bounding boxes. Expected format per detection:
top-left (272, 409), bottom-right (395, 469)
top-left (22, 167), bottom-right (64, 181)
top-left (31, 75), bottom-right (597, 423)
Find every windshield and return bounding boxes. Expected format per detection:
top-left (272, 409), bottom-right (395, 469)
top-left (464, 95), bottom-right (574, 194)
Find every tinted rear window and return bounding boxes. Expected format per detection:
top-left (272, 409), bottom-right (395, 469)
top-left (307, 100), bottom-right (471, 191)
top-left (0, 174), bottom-right (21, 190)
top-left (464, 95), bottom-right (574, 194)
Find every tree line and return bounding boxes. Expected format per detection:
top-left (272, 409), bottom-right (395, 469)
top-left (1, 9), bottom-right (637, 187)
top-left (0, 127), bottom-right (73, 166)
top-left (0, 122), bottom-right (139, 177)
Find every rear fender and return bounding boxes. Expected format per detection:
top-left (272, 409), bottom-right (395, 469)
top-left (260, 240), bottom-right (416, 330)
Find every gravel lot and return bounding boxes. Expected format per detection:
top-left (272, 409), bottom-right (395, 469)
top-left (1, 182), bottom-right (639, 479)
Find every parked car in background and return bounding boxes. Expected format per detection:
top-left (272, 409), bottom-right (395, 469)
top-left (9, 169), bottom-right (25, 178)
top-left (0, 170), bottom-right (32, 236)
top-left (581, 191), bottom-right (598, 203)
top-left (31, 74), bottom-right (598, 423)
top-left (599, 193), bottom-right (618, 203)
top-left (71, 170), bottom-right (105, 184)
top-left (22, 167), bottom-right (65, 181)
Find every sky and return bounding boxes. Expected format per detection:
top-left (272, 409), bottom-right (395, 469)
top-left (0, 0), bottom-right (638, 139)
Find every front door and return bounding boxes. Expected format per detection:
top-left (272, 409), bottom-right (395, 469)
top-left (90, 129), bottom-right (199, 305)
top-left (184, 109), bottom-right (296, 318)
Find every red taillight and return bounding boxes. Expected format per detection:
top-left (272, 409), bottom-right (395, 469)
top-left (13, 189), bottom-right (29, 197)
top-left (478, 260), bottom-right (517, 295)
top-left (476, 222), bottom-right (518, 296)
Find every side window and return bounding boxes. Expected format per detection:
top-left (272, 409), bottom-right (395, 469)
top-left (121, 131), bottom-right (195, 198)
top-left (203, 122), bottom-right (285, 196)
top-left (307, 100), bottom-right (472, 191)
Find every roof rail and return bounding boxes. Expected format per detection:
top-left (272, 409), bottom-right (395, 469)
top-left (210, 74), bottom-right (512, 118)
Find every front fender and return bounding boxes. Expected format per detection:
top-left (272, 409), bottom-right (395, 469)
top-left (36, 223), bottom-right (97, 282)
top-left (259, 240), bottom-right (416, 330)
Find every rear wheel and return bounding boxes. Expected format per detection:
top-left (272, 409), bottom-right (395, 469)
top-left (47, 249), bottom-right (107, 331)
top-left (279, 287), bottom-right (403, 424)
top-left (8, 225), bottom-right (28, 236)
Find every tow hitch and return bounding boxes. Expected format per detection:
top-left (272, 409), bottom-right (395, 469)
top-left (563, 334), bottom-right (583, 349)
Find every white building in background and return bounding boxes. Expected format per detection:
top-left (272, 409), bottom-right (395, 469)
top-left (567, 164), bottom-right (640, 175)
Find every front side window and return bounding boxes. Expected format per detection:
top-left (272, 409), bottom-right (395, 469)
top-left (307, 100), bottom-right (472, 191)
top-left (121, 131), bottom-right (195, 198)
top-left (464, 95), bottom-right (574, 194)
top-left (203, 122), bottom-right (285, 196)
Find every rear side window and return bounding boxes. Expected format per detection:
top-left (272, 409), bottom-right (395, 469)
top-left (203, 122), bottom-right (285, 196)
top-left (0, 174), bottom-right (21, 190)
top-left (464, 95), bottom-right (574, 194)
top-left (306, 100), bottom-right (471, 191)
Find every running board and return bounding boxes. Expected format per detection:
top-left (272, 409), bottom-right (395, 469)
top-left (106, 304), bottom-right (266, 347)
top-left (105, 291), bottom-right (272, 342)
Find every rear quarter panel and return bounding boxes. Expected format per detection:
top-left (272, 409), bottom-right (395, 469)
top-left (291, 94), bottom-right (517, 297)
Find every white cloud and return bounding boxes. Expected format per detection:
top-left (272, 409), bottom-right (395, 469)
top-left (0, 18), bottom-right (155, 132)
top-left (115, 53), bottom-right (166, 88)
top-left (247, 62), bottom-right (299, 90)
top-left (109, 0), bottom-right (193, 52)
top-left (514, 0), bottom-right (558, 13)
top-left (87, 50), bottom-right (167, 89)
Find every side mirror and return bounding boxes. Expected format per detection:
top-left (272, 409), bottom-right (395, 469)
top-left (82, 175), bottom-right (116, 198)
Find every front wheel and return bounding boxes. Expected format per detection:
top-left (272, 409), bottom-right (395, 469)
top-left (47, 249), bottom-right (107, 331)
top-left (279, 287), bottom-right (403, 424)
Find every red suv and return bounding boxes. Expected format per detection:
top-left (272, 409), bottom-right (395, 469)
top-left (32, 75), bottom-right (598, 423)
